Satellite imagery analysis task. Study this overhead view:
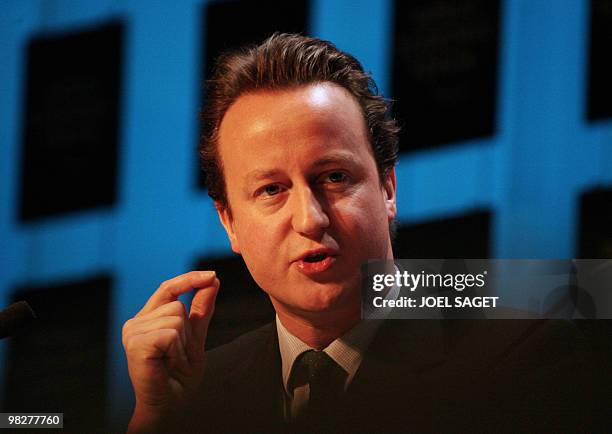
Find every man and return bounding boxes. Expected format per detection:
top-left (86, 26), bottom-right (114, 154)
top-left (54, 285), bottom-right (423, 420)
top-left (122, 34), bottom-right (608, 433)
top-left (123, 32), bottom-right (399, 432)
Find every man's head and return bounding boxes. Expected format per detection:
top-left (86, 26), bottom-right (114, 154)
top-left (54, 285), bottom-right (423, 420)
top-left (200, 33), bottom-right (399, 213)
top-left (200, 34), bottom-right (399, 322)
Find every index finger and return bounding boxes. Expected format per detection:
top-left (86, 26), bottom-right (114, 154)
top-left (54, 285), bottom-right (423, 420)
top-left (137, 271), bottom-right (217, 316)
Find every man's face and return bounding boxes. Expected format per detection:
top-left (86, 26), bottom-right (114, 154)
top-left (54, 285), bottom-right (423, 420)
top-left (216, 83), bottom-right (396, 321)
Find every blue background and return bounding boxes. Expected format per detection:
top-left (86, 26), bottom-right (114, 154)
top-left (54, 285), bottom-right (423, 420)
top-left (1, 0), bottom-right (611, 429)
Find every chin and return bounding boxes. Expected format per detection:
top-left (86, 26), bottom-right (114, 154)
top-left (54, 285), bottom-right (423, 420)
top-left (295, 285), bottom-right (358, 314)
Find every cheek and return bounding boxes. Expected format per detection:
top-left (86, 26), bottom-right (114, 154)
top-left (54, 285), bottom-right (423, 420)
top-left (332, 189), bottom-right (389, 252)
top-left (233, 215), bottom-right (287, 285)
top-left (236, 220), bottom-right (272, 260)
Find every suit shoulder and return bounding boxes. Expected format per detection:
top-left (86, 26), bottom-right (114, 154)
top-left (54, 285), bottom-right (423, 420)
top-left (205, 322), bottom-right (276, 376)
top-left (452, 318), bottom-right (588, 371)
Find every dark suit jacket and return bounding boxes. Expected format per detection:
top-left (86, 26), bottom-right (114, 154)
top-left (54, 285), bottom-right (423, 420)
top-left (170, 319), bottom-right (609, 433)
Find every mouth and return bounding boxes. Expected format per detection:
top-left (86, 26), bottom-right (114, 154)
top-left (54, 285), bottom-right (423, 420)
top-left (303, 252), bottom-right (330, 263)
top-left (295, 249), bottom-right (338, 274)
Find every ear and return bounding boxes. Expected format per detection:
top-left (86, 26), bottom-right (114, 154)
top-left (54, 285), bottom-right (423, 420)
top-left (382, 167), bottom-right (397, 222)
top-left (216, 203), bottom-right (241, 254)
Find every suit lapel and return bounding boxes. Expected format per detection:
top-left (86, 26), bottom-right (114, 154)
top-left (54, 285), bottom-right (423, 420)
top-left (223, 322), bottom-right (285, 432)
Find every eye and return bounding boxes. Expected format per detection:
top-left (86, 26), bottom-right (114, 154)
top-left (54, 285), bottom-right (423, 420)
top-left (327, 171), bottom-right (347, 183)
top-left (255, 183), bottom-right (285, 198)
top-left (264, 185), bottom-right (281, 195)
top-left (317, 171), bottom-right (351, 191)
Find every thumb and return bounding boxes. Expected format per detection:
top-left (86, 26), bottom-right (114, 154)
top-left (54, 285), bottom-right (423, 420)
top-left (188, 277), bottom-right (220, 355)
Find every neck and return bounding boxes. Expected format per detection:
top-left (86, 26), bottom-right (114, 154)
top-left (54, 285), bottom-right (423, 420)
top-left (275, 304), bottom-right (361, 350)
top-left (275, 242), bottom-right (395, 349)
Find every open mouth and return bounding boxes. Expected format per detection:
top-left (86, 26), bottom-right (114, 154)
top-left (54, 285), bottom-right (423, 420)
top-left (296, 251), bottom-right (337, 274)
top-left (303, 252), bottom-right (329, 263)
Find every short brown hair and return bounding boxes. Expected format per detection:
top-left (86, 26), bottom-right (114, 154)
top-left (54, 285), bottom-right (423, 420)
top-left (200, 33), bottom-right (399, 211)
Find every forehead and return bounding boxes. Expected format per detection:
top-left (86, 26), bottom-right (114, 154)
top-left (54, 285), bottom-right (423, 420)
top-left (217, 83), bottom-right (372, 175)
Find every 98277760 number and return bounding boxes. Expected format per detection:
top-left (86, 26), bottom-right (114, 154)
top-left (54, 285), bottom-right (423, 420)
top-left (0, 413), bottom-right (63, 428)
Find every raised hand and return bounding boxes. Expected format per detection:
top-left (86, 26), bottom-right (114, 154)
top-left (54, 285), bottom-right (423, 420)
top-left (122, 271), bottom-right (219, 432)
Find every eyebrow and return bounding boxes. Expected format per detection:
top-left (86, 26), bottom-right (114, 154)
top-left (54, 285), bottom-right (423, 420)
top-left (243, 151), bottom-right (359, 186)
top-left (309, 151), bottom-right (358, 168)
top-left (244, 169), bottom-right (283, 185)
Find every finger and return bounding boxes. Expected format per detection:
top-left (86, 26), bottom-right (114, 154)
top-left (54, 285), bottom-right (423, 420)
top-left (123, 301), bottom-right (186, 348)
top-left (136, 328), bottom-right (192, 379)
top-left (132, 300), bottom-right (187, 323)
top-left (123, 316), bottom-right (187, 347)
top-left (188, 277), bottom-right (220, 354)
top-left (138, 271), bottom-right (216, 316)
top-left (161, 330), bottom-right (193, 380)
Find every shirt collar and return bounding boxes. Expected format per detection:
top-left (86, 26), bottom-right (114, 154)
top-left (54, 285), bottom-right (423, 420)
top-left (276, 265), bottom-right (401, 393)
top-left (276, 314), bottom-right (384, 393)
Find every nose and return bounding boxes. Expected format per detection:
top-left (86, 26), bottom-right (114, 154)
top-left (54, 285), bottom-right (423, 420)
top-left (290, 185), bottom-right (330, 238)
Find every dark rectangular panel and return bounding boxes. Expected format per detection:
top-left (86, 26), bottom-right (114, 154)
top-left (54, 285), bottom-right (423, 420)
top-left (195, 255), bottom-right (274, 349)
top-left (19, 22), bottom-right (123, 221)
top-left (587, 0), bottom-right (612, 121)
top-left (203, 0), bottom-right (309, 80)
top-left (198, 0), bottom-right (310, 188)
top-left (578, 188), bottom-right (612, 258)
top-left (576, 188), bottom-right (612, 360)
top-left (393, 210), bottom-right (491, 258)
top-left (3, 275), bottom-right (112, 433)
top-left (392, 0), bottom-right (500, 151)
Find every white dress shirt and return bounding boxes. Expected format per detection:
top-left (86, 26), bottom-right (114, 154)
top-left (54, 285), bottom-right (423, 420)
top-left (276, 279), bottom-right (400, 419)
